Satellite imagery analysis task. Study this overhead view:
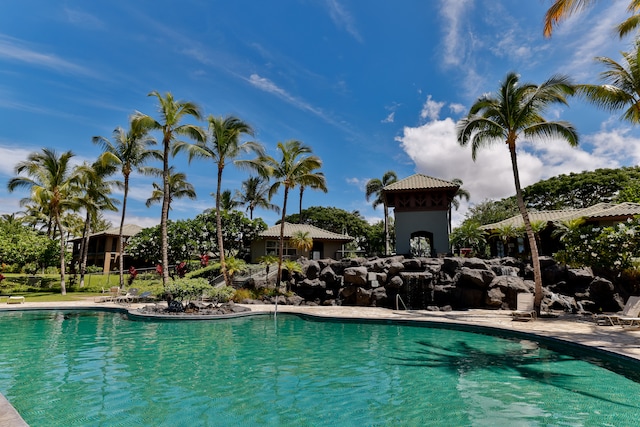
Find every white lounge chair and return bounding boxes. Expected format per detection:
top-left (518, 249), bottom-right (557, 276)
top-left (594, 296), bottom-right (640, 326)
top-left (6, 296), bottom-right (25, 304)
top-left (512, 292), bottom-right (536, 321)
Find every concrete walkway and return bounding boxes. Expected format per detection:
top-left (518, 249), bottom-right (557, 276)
top-left (2, 299), bottom-right (640, 426)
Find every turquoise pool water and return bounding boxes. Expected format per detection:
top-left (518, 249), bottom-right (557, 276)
top-left (0, 310), bottom-right (639, 426)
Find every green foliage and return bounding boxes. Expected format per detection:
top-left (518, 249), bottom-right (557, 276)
top-left (522, 167), bottom-right (640, 210)
top-left (205, 285), bottom-right (235, 302)
top-left (450, 221), bottom-right (488, 256)
top-left (617, 180), bottom-right (640, 203)
top-left (163, 278), bottom-right (211, 302)
top-left (464, 199), bottom-right (519, 226)
top-left (0, 221), bottom-right (59, 270)
top-left (554, 217), bottom-right (640, 272)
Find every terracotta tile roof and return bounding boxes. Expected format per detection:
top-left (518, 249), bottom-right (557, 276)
top-left (480, 202), bottom-right (640, 230)
top-left (69, 224), bottom-right (144, 242)
top-left (383, 174), bottom-right (459, 192)
top-left (259, 222), bottom-right (353, 241)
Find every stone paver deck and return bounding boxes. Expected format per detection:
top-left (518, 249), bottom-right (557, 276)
top-left (2, 299), bottom-right (640, 426)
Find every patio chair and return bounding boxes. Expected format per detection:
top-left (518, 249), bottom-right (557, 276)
top-left (6, 296), bottom-right (25, 304)
top-left (115, 288), bottom-right (139, 305)
top-left (594, 296), bottom-right (640, 326)
top-left (512, 292), bottom-right (536, 321)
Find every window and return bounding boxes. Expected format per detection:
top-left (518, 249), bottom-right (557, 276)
top-left (266, 240), bottom-right (297, 257)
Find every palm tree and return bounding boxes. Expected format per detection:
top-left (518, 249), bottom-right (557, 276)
top-left (219, 189), bottom-right (241, 211)
top-left (253, 140), bottom-right (326, 287)
top-left (298, 178), bottom-right (326, 223)
top-left (145, 167), bottom-right (197, 210)
top-left (290, 230), bottom-right (313, 256)
top-left (235, 176), bottom-right (280, 219)
top-left (457, 72), bottom-right (579, 315)
top-left (365, 170), bottom-right (398, 256)
top-left (449, 221), bottom-right (487, 255)
top-left (75, 161), bottom-right (119, 287)
top-left (491, 223), bottom-right (520, 257)
top-left (93, 120), bottom-right (157, 287)
top-left (177, 115), bottom-right (261, 287)
top-left (7, 148), bottom-right (82, 294)
top-left (133, 91), bottom-right (205, 285)
top-left (576, 39), bottom-right (640, 125)
top-left (544, 0), bottom-right (640, 38)
top-left (449, 178), bottom-right (470, 233)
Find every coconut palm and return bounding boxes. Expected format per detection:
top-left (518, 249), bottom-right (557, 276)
top-left (133, 91), bottom-right (205, 285)
top-left (457, 72), bottom-right (579, 315)
top-left (576, 39), bottom-right (640, 125)
top-left (298, 176), bottom-right (327, 223)
top-left (253, 140), bottom-right (326, 287)
top-left (7, 148), bottom-right (82, 294)
top-left (176, 115), bottom-right (261, 287)
top-left (93, 120), bottom-right (157, 287)
top-left (75, 161), bottom-right (119, 287)
top-left (449, 178), bottom-right (470, 233)
top-left (145, 167), bottom-right (197, 210)
top-left (235, 176), bottom-right (280, 219)
top-left (365, 170), bottom-right (398, 256)
top-left (219, 189), bottom-right (241, 211)
top-left (290, 230), bottom-right (313, 256)
top-left (544, 0), bottom-right (640, 38)
top-left (491, 223), bottom-right (520, 257)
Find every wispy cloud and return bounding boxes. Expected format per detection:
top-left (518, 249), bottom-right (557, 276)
top-left (438, 0), bottom-right (473, 68)
top-left (0, 34), bottom-right (95, 77)
top-left (63, 7), bottom-right (105, 29)
top-left (381, 112), bottom-right (395, 123)
top-left (346, 177), bottom-right (368, 192)
top-left (324, 0), bottom-right (363, 43)
top-left (420, 95), bottom-right (445, 121)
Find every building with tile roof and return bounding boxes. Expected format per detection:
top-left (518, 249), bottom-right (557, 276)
top-left (250, 222), bottom-right (354, 262)
top-left (383, 173), bottom-right (459, 256)
top-left (70, 224), bottom-right (143, 274)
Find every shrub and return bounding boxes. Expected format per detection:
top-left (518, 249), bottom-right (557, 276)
top-left (205, 286), bottom-right (235, 303)
top-left (232, 288), bottom-right (254, 302)
top-left (163, 278), bottom-right (211, 303)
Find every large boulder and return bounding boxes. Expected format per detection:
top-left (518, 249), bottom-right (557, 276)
top-left (457, 267), bottom-right (496, 288)
top-left (387, 261), bottom-right (405, 276)
top-left (343, 266), bottom-right (368, 286)
top-left (303, 260), bottom-right (321, 280)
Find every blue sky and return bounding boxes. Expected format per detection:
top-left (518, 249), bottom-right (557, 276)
top-left (1, 0), bottom-right (639, 229)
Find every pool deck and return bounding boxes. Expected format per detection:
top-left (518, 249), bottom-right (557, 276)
top-left (2, 299), bottom-right (640, 426)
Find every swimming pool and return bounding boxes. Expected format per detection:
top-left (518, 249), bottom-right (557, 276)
top-left (0, 310), bottom-right (639, 426)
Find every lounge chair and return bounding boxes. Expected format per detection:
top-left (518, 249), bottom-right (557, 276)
top-left (6, 296), bottom-right (25, 304)
top-left (512, 292), bottom-right (536, 321)
top-left (594, 296), bottom-right (640, 326)
top-left (115, 288), bottom-right (139, 305)
top-left (137, 291), bottom-right (153, 302)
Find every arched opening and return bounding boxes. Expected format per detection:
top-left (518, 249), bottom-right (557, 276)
top-left (410, 231), bottom-right (434, 257)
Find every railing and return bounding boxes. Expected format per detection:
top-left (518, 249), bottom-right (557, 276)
top-left (396, 294), bottom-right (408, 311)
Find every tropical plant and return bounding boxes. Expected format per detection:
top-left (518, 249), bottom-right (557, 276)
top-left (365, 170), bottom-right (398, 256)
top-left (257, 254), bottom-right (278, 282)
top-left (457, 72), bottom-right (578, 315)
top-left (145, 166), bottom-right (197, 210)
top-left (450, 221), bottom-right (487, 255)
top-left (281, 259), bottom-right (303, 291)
top-left (133, 91), bottom-right (205, 285)
top-left (93, 119), bottom-right (157, 287)
top-left (551, 217), bottom-right (587, 242)
top-left (7, 148), bottom-right (82, 294)
top-left (177, 115), bottom-right (260, 288)
top-left (576, 39), bottom-right (640, 125)
top-left (290, 230), bottom-right (313, 254)
top-left (449, 178), bottom-right (470, 233)
top-left (543, 0), bottom-right (640, 38)
top-left (491, 223), bottom-right (520, 257)
top-left (235, 176), bottom-right (280, 219)
top-left (218, 189), bottom-right (241, 211)
top-left (75, 161), bottom-right (119, 287)
top-left (252, 140), bottom-right (326, 287)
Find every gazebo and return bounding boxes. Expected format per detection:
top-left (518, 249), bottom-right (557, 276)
top-left (383, 174), bottom-right (459, 256)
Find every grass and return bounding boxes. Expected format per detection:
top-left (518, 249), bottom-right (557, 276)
top-left (1, 292), bottom-right (101, 302)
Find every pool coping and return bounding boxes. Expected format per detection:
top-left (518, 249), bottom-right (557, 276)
top-left (2, 301), bottom-right (640, 426)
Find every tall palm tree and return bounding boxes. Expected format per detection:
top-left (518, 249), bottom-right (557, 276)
top-left (145, 167), bottom-right (197, 210)
top-left (235, 176), bottom-right (280, 219)
top-left (298, 177), bottom-right (326, 223)
top-left (253, 140), bottom-right (326, 287)
top-left (543, 0), bottom-right (640, 38)
top-left (576, 39), bottom-right (640, 124)
top-left (365, 170), bottom-right (397, 256)
top-left (7, 148), bottom-right (82, 294)
top-left (93, 120), bottom-right (157, 287)
top-left (75, 161), bottom-right (119, 288)
top-left (457, 72), bottom-right (579, 315)
top-left (449, 178), bottom-right (470, 234)
top-left (133, 91), bottom-right (205, 285)
top-left (177, 115), bottom-right (261, 287)
top-left (218, 189), bottom-right (241, 211)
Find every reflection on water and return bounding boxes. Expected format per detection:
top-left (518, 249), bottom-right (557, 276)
top-left (0, 311), bottom-right (639, 426)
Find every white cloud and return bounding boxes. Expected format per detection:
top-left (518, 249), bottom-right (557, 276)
top-left (420, 95), bottom-right (445, 121)
top-left (346, 177), bottom-right (368, 192)
top-left (438, 0), bottom-right (473, 68)
top-left (0, 34), bottom-right (94, 76)
top-left (449, 103), bottom-right (466, 115)
top-left (324, 0), bottom-right (363, 43)
top-left (381, 112), bottom-right (395, 123)
top-left (63, 7), bottom-right (104, 29)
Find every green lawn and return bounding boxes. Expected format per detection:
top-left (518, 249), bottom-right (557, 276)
top-left (0, 292), bottom-right (100, 303)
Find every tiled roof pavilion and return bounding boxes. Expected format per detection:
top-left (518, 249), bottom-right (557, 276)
top-left (259, 222), bottom-right (353, 242)
top-left (480, 202), bottom-right (640, 230)
top-left (383, 173), bottom-right (459, 192)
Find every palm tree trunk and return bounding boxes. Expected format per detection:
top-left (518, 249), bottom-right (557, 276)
top-left (55, 213), bottom-right (67, 295)
top-left (276, 187), bottom-right (289, 289)
top-left (299, 186), bottom-right (304, 223)
top-left (79, 212), bottom-right (91, 288)
top-left (383, 204), bottom-right (390, 256)
top-left (509, 146), bottom-right (543, 315)
top-left (216, 166), bottom-right (230, 287)
top-left (118, 175), bottom-right (129, 289)
top-left (160, 138), bottom-right (171, 286)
